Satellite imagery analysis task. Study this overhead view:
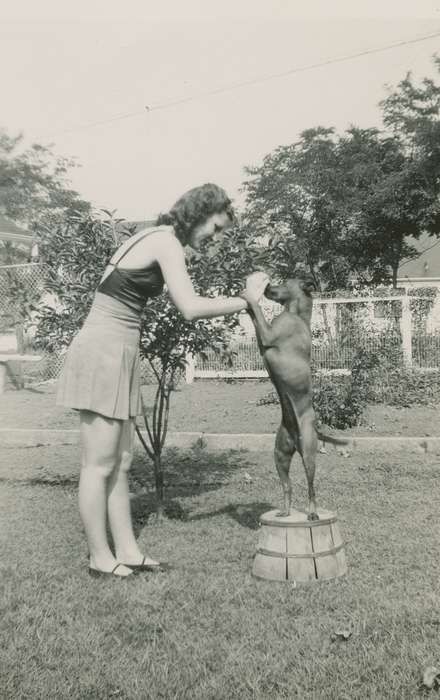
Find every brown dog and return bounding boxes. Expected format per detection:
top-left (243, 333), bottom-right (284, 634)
top-left (243, 277), bottom-right (347, 520)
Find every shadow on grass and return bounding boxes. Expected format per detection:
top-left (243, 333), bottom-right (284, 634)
top-left (130, 446), bottom-right (257, 533)
top-left (23, 387), bottom-right (47, 395)
top-left (188, 501), bottom-right (274, 530)
top-left (2, 445), bottom-right (261, 532)
top-left (0, 474), bottom-right (78, 488)
top-left (5, 368), bottom-right (47, 393)
top-left (27, 475), bottom-right (78, 488)
top-left (130, 494), bottom-right (273, 534)
top-left (130, 493), bottom-right (188, 530)
top-left (131, 446), bottom-right (252, 497)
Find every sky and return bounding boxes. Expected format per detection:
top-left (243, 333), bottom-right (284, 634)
top-left (2, 0), bottom-right (440, 221)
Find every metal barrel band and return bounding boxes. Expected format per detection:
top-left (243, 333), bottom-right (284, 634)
top-left (256, 544), bottom-right (345, 559)
top-left (259, 516), bottom-right (337, 528)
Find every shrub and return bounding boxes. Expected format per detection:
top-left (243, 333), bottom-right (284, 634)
top-left (257, 329), bottom-right (439, 427)
top-left (257, 348), bottom-right (379, 430)
top-left (312, 373), bottom-right (353, 428)
top-left (312, 348), bottom-right (379, 429)
top-left (374, 367), bottom-right (440, 407)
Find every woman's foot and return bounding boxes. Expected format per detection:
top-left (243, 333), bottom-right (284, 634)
top-left (88, 563), bottom-right (137, 579)
top-left (116, 551), bottom-right (160, 567)
top-left (89, 557), bottom-right (134, 577)
top-left (118, 554), bottom-right (165, 571)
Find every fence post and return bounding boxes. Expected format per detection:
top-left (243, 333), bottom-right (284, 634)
top-left (185, 353), bottom-right (195, 384)
top-left (400, 296), bottom-right (412, 366)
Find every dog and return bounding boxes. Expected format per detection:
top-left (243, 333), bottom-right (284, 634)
top-left (243, 277), bottom-right (348, 520)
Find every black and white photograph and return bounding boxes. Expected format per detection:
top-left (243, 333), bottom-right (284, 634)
top-left (1, 1), bottom-right (440, 697)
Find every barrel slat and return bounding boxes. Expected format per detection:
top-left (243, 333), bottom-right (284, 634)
top-left (287, 523), bottom-right (315, 581)
top-left (312, 524), bottom-right (337, 580)
top-left (259, 525), bottom-right (286, 554)
top-left (253, 553), bottom-right (286, 581)
top-left (331, 522), bottom-right (343, 548)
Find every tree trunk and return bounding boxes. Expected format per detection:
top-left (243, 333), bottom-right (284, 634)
top-left (153, 453), bottom-right (165, 518)
top-left (310, 262), bottom-right (333, 342)
top-left (392, 263), bottom-right (398, 289)
top-left (15, 322), bottom-right (25, 389)
top-left (392, 236), bottom-right (403, 289)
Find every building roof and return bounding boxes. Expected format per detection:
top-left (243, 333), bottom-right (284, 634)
top-left (397, 233), bottom-right (440, 282)
top-left (0, 213), bottom-right (33, 246)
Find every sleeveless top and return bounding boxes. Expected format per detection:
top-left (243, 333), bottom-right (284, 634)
top-left (97, 228), bottom-right (165, 314)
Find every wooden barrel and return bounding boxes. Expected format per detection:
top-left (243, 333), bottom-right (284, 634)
top-left (252, 508), bottom-right (347, 583)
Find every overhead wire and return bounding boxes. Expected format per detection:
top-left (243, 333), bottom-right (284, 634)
top-left (47, 29), bottom-right (440, 138)
top-left (399, 236), bottom-right (440, 269)
top-left (148, 30), bottom-right (440, 113)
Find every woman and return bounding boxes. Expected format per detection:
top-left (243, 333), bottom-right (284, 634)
top-left (57, 183), bottom-right (269, 579)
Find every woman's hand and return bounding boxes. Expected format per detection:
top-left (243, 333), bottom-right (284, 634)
top-left (241, 271), bottom-right (270, 305)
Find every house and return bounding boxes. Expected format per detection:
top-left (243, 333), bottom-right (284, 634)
top-left (0, 213), bottom-right (37, 260)
top-left (397, 233), bottom-right (440, 289)
top-left (396, 233), bottom-right (440, 337)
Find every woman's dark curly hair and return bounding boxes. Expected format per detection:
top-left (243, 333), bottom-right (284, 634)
top-left (156, 183), bottom-right (234, 245)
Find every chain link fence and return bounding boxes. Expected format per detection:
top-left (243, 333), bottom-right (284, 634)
top-left (193, 292), bottom-right (440, 376)
top-left (0, 263), bottom-right (46, 330)
top-left (0, 263), bottom-right (159, 387)
top-left (1, 263), bottom-right (440, 391)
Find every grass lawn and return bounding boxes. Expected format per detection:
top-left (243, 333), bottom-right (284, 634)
top-left (1, 380), bottom-right (440, 436)
top-left (1, 441), bottom-right (439, 699)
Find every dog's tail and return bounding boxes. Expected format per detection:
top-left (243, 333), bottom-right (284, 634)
top-left (316, 430), bottom-right (351, 446)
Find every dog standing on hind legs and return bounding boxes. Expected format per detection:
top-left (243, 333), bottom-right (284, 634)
top-left (242, 276), bottom-right (347, 521)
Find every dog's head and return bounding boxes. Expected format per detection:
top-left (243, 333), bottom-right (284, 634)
top-left (264, 276), bottom-right (316, 317)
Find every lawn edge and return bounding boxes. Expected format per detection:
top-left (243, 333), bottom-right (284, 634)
top-left (0, 429), bottom-right (439, 453)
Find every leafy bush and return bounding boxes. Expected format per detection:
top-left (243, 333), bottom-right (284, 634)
top-left (257, 373), bottom-right (359, 429)
top-left (312, 348), bottom-right (379, 428)
top-left (35, 210), bottom-right (263, 516)
top-left (257, 301), bottom-right (440, 425)
top-left (257, 348), bottom-right (378, 429)
top-left (374, 368), bottom-right (440, 407)
top-left (361, 333), bottom-right (440, 406)
top-left (312, 373), bottom-right (353, 428)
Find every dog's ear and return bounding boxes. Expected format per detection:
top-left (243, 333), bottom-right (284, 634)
top-left (301, 276), bottom-right (317, 295)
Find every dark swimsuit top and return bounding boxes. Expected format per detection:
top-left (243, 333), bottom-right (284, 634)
top-left (97, 228), bottom-right (165, 314)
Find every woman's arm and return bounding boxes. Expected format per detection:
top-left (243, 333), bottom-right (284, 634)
top-left (153, 231), bottom-right (247, 320)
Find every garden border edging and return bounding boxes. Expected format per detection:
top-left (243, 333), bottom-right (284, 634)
top-left (0, 429), bottom-right (439, 454)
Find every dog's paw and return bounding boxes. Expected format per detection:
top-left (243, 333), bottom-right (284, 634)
top-left (307, 512), bottom-right (320, 521)
top-left (337, 447), bottom-right (351, 458)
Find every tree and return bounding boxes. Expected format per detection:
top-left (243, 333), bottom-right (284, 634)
top-left (242, 86), bottom-right (440, 290)
top-left (0, 130), bottom-right (92, 376)
top-left (242, 127), bottom-right (349, 289)
top-left (379, 56), bottom-right (440, 281)
top-left (0, 128), bottom-right (91, 234)
top-left (0, 240), bottom-right (29, 265)
top-left (380, 55), bottom-right (440, 170)
top-left (35, 212), bottom-right (262, 517)
top-left (336, 126), bottom-right (436, 287)
top-left (34, 211), bottom-right (122, 351)
top-left (135, 224), bottom-right (261, 516)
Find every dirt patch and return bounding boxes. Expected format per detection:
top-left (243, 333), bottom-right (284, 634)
top-left (0, 379), bottom-right (439, 437)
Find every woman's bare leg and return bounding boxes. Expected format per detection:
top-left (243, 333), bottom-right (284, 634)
top-left (78, 410), bottom-right (133, 576)
top-left (108, 419), bottom-right (159, 566)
